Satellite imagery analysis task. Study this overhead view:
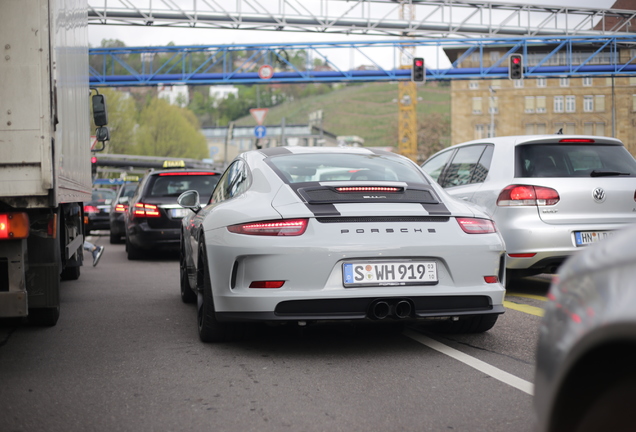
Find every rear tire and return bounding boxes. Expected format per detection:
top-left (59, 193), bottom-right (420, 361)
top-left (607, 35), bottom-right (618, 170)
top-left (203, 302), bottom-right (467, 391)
top-left (197, 240), bottom-right (245, 342)
top-left (60, 265), bottom-right (80, 281)
top-left (433, 313), bottom-right (499, 334)
top-left (180, 240), bottom-right (196, 304)
top-left (126, 235), bottom-right (142, 260)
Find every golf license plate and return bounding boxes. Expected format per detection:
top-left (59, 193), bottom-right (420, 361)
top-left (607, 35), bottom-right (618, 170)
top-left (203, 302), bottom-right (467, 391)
top-left (574, 230), bottom-right (613, 247)
top-left (343, 261), bottom-right (438, 287)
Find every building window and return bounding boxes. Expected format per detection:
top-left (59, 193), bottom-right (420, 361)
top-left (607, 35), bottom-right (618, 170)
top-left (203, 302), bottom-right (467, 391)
top-left (525, 96), bottom-right (535, 113)
top-left (560, 77), bottom-right (570, 87)
top-left (472, 97), bottom-right (483, 115)
top-left (565, 123), bottom-right (576, 134)
top-left (595, 95), bottom-right (605, 112)
top-left (597, 123), bottom-right (605, 136)
top-left (489, 97), bottom-right (498, 114)
top-left (525, 123), bottom-right (534, 135)
top-left (584, 96), bottom-right (594, 112)
top-left (633, 94), bottom-right (636, 111)
top-left (536, 96), bottom-right (546, 113)
top-left (584, 122), bottom-right (594, 135)
top-left (554, 96), bottom-right (564, 113)
top-left (537, 78), bottom-right (547, 88)
top-left (554, 122), bottom-right (564, 134)
top-left (537, 123), bottom-right (546, 134)
top-left (487, 123), bottom-right (496, 138)
top-left (606, 77), bottom-right (613, 87)
top-left (630, 77), bottom-right (636, 86)
top-left (490, 51), bottom-right (501, 63)
top-left (475, 124), bottom-right (485, 139)
top-left (469, 80), bottom-right (479, 90)
top-left (582, 77), bottom-right (593, 87)
top-left (490, 79), bottom-right (502, 89)
top-left (566, 95), bottom-right (576, 113)
top-left (514, 79), bottom-right (524, 88)
top-left (471, 52), bottom-right (480, 63)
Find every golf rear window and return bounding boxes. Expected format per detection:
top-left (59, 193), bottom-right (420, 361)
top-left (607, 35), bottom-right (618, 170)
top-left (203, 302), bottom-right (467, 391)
top-left (515, 144), bottom-right (636, 178)
top-left (269, 153), bottom-right (427, 184)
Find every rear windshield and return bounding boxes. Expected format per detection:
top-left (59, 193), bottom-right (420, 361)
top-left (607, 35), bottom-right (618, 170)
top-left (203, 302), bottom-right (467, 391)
top-left (147, 173), bottom-right (220, 201)
top-left (269, 153), bottom-right (427, 184)
top-left (516, 144), bottom-right (636, 178)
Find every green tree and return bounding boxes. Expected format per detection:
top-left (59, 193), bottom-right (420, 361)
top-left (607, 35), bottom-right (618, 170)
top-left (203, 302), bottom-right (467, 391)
top-left (135, 98), bottom-right (209, 159)
top-left (417, 113), bottom-right (451, 163)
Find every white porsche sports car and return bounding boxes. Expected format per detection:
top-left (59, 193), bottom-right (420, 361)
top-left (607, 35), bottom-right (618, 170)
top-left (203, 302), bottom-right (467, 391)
top-left (178, 146), bottom-right (506, 342)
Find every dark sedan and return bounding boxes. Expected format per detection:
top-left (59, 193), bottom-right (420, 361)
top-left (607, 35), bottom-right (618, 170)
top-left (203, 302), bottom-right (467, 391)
top-left (124, 167), bottom-right (221, 259)
top-left (109, 180), bottom-right (139, 244)
top-left (84, 188), bottom-right (116, 234)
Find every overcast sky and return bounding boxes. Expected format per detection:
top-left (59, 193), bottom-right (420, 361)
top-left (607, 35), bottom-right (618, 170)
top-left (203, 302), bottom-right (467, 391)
top-left (88, 0), bottom-right (617, 71)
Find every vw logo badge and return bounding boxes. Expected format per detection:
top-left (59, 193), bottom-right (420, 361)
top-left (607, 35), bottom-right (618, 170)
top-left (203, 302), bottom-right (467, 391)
top-left (593, 187), bottom-right (606, 203)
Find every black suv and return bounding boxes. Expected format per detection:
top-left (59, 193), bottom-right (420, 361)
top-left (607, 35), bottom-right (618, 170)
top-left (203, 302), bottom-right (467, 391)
top-left (124, 166), bottom-right (221, 259)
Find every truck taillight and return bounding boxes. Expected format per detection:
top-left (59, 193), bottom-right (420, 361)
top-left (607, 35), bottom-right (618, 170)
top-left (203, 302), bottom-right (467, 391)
top-left (133, 203), bottom-right (161, 218)
top-left (497, 185), bottom-right (560, 206)
top-left (0, 213), bottom-right (29, 240)
top-left (227, 219), bottom-right (308, 236)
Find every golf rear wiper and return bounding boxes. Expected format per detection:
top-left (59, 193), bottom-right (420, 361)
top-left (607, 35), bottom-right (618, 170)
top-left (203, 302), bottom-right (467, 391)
top-left (590, 170), bottom-right (631, 177)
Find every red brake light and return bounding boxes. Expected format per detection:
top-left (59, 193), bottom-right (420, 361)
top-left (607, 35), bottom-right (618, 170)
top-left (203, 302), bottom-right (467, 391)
top-left (484, 276), bottom-right (499, 284)
top-left (508, 253), bottom-right (537, 258)
top-left (559, 139), bottom-right (595, 143)
top-left (0, 213), bottom-right (29, 240)
top-left (249, 281), bottom-right (285, 288)
top-left (158, 172), bottom-right (217, 176)
top-left (497, 185), bottom-right (559, 206)
top-left (335, 187), bottom-right (400, 193)
top-left (227, 219), bottom-right (308, 236)
top-left (133, 203), bottom-right (161, 218)
top-left (115, 204), bottom-right (128, 213)
top-left (84, 205), bottom-right (99, 213)
top-left (456, 218), bottom-right (496, 234)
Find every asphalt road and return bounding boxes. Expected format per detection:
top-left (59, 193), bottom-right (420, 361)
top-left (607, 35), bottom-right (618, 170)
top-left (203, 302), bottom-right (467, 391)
top-left (0, 237), bottom-right (549, 432)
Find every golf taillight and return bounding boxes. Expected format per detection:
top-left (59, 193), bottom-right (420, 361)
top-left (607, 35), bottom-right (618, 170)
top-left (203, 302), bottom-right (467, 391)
top-left (0, 213), bottom-right (29, 240)
top-left (484, 276), bottom-right (499, 284)
top-left (497, 185), bottom-right (560, 206)
top-left (115, 204), bottom-right (128, 213)
top-left (133, 203), bottom-right (161, 218)
top-left (456, 218), bottom-right (496, 234)
top-left (227, 219), bottom-right (308, 236)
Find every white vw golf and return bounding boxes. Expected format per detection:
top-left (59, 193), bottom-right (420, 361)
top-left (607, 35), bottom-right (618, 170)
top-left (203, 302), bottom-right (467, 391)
top-left (178, 146), bottom-right (506, 342)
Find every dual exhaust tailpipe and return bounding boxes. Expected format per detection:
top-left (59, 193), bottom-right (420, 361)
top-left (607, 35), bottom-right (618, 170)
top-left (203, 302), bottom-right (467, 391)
top-left (369, 299), bottom-right (413, 320)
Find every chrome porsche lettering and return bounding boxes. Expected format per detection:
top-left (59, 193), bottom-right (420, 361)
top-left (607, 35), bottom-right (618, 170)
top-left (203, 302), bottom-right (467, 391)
top-left (340, 227), bottom-right (435, 234)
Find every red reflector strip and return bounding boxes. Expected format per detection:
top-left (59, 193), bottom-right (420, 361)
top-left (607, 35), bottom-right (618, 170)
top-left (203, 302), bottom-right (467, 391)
top-left (508, 253), bottom-right (537, 258)
top-left (456, 218), bottom-right (496, 234)
top-left (249, 281), bottom-right (285, 289)
top-left (158, 172), bottom-right (217, 176)
top-left (484, 276), bottom-right (499, 284)
top-left (335, 187), bottom-right (400, 192)
top-left (0, 213), bottom-right (29, 240)
top-left (559, 139), bottom-right (595, 143)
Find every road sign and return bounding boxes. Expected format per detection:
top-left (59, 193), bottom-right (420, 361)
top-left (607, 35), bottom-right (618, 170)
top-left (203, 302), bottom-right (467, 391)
top-left (258, 64), bottom-right (274, 80)
top-left (254, 125), bottom-right (267, 138)
top-left (250, 108), bottom-right (269, 125)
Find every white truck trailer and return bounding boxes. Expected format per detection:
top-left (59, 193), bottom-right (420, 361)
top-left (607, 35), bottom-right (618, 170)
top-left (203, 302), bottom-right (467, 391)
top-left (0, 0), bottom-right (108, 325)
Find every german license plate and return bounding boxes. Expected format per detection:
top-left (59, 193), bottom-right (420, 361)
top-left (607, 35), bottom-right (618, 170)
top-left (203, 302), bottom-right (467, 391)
top-left (574, 230), bottom-right (613, 246)
top-left (343, 261), bottom-right (438, 287)
top-left (170, 208), bottom-right (189, 218)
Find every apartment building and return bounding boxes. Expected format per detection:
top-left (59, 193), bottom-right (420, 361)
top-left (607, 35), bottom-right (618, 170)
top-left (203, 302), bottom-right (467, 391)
top-left (445, 47), bottom-right (636, 156)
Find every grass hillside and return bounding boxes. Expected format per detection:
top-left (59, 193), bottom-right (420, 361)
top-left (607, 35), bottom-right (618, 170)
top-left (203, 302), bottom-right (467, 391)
top-left (234, 82), bottom-right (450, 147)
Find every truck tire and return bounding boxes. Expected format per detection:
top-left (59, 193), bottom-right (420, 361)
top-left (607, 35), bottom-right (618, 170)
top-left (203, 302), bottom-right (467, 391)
top-left (61, 265), bottom-right (80, 281)
top-left (28, 306), bottom-right (60, 327)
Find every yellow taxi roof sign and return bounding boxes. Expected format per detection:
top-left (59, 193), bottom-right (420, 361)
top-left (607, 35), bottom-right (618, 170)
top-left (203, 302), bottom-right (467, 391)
top-left (123, 175), bottom-right (139, 182)
top-left (163, 160), bottom-right (186, 168)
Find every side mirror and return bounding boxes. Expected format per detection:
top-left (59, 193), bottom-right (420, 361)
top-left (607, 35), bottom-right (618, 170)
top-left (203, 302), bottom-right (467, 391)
top-left (92, 94), bottom-right (108, 127)
top-left (177, 190), bottom-right (201, 213)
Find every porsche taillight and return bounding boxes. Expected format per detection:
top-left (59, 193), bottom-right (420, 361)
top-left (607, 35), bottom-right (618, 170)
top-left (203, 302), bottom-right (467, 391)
top-left (133, 203), bottom-right (161, 218)
top-left (227, 219), bottom-right (308, 236)
top-left (0, 213), bottom-right (29, 240)
top-left (497, 185), bottom-right (560, 206)
top-left (456, 218), bottom-right (496, 234)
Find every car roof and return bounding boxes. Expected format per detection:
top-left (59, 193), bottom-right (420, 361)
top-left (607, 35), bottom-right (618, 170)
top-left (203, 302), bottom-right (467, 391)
top-left (451, 134), bottom-right (624, 149)
top-left (258, 145), bottom-right (396, 157)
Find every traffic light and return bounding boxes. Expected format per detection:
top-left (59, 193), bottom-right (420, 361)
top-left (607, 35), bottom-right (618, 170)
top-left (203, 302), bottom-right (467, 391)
top-left (91, 156), bottom-right (97, 178)
top-left (412, 58), bottom-right (425, 82)
top-left (509, 54), bottom-right (523, 80)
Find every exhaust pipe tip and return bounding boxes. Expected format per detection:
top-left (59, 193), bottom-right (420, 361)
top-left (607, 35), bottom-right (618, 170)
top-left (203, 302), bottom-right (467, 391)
top-left (395, 300), bottom-right (412, 319)
top-left (370, 301), bottom-right (390, 320)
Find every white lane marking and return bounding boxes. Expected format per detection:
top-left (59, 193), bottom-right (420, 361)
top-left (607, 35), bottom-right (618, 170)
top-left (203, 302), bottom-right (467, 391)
top-left (404, 329), bottom-right (534, 396)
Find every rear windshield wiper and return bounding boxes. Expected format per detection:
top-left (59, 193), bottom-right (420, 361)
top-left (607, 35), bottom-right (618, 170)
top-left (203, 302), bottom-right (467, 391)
top-left (590, 170), bottom-right (631, 177)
